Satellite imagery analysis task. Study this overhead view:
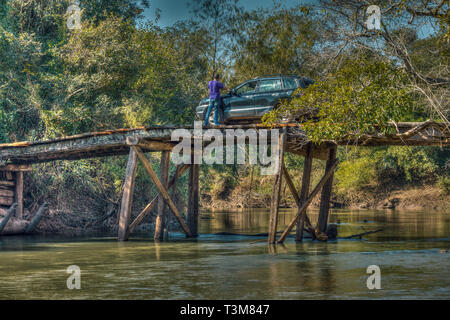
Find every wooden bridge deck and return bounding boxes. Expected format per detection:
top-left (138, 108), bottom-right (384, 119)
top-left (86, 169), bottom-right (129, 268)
top-left (0, 121), bottom-right (448, 166)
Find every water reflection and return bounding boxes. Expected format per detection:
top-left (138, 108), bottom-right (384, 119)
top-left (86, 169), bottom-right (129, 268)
top-left (0, 209), bottom-right (448, 299)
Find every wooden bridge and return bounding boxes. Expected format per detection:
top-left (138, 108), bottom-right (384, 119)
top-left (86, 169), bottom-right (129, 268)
top-left (0, 120), bottom-right (448, 242)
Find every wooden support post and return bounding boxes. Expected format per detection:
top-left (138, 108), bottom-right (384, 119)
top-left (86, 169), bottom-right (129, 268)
top-left (268, 129), bottom-right (286, 244)
top-left (118, 147), bottom-right (138, 241)
top-left (277, 159), bottom-right (338, 244)
top-left (128, 164), bottom-right (189, 233)
top-left (14, 172), bottom-right (24, 219)
top-left (133, 147), bottom-right (192, 237)
top-left (164, 165), bottom-right (181, 240)
top-left (281, 161), bottom-right (314, 237)
top-left (154, 151), bottom-right (171, 240)
top-left (317, 146), bottom-right (337, 234)
top-left (296, 143), bottom-right (313, 241)
top-left (187, 162), bottom-right (200, 237)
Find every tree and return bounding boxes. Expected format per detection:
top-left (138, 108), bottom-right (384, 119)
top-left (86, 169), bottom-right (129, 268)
top-left (263, 52), bottom-right (412, 143)
top-left (230, 4), bottom-right (319, 82)
top-left (189, 0), bottom-right (241, 79)
top-left (316, 0), bottom-right (449, 123)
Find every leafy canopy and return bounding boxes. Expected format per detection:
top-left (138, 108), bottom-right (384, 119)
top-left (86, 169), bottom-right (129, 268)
top-left (263, 54), bottom-right (413, 143)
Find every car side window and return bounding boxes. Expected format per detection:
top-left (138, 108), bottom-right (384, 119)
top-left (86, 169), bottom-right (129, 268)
top-left (258, 79), bottom-right (283, 92)
top-left (283, 77), bottom-right (297, 89)
top-left (236, 81), bottom-right (258, 95)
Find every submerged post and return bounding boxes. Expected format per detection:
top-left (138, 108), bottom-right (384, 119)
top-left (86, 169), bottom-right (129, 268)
top-left (317, 145), bottom-right (337, 235)
top-left (296, 143), bottom-right (313, 242)
top-left (154, 151), bottom-right (171, 240)
top-left (118, 147), bottom-right (138, 241)
top-left (187, 160), bottom-right (200, 237)
top-left (14, 172), bottom-right (24, 219)
top-left (268, 129), bottom-right (286, 244)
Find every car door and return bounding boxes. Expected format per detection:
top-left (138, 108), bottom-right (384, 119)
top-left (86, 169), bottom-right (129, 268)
top-left (226, 80), bottom-right (259, 120)
top-left (253, 78), bottom-right (284, 117)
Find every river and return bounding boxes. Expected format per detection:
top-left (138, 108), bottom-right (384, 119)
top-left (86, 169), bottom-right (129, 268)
top-left (0, 209), bottom-right (449, 299)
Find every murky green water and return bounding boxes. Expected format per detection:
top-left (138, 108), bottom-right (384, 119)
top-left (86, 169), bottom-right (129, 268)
top-left (0, 209), bottom-right (449, 299)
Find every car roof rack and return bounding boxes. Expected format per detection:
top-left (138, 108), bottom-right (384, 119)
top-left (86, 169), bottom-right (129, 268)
top-left (252, 74), bottom-right (303, 79)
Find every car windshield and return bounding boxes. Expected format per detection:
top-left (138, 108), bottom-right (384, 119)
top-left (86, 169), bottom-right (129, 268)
top-left (236, 81), bottom-right (258, 95)
top-left (258, 79), bottom-right (283, 92)
top-left (283, 77), bottom-right (297, 89)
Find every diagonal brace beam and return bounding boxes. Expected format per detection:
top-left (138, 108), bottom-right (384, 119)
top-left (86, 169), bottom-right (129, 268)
top-left (277, 159), bottom-right (338, 244)
top-left (129, 164), bottom-right (189, 233)
top-left (133, 146), bottom-right (193, 237)
top-left (281, 163), bottom-right (314, 232)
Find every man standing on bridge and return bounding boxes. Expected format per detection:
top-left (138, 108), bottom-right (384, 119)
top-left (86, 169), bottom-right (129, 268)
top-left (204, 74), bottom-right (229, 126)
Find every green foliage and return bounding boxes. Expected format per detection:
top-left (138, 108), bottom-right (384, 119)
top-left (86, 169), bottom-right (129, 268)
top-left (263, 54), bottom-right (413, 143)
top-left (335, 157), bottom-right (378, 196)
top-left (230, 5), bottom-right (318, 83)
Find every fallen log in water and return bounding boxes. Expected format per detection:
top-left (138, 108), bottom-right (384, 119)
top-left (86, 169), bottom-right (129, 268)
top-left (0, 203), bottom-right (48, 235)
top-left (0, 203), bottom-right (17, 233)
top-left (25, 203), bottom-right (48, 234)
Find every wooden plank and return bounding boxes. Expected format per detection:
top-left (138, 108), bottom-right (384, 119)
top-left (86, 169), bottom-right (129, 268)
top-left (118, 147), bottom-right (138, 241)
top-left (277, 159), bottom-right (338, 244)
top-left (5, 172), bottom-right (13, 180)
top-left (297, 143), bottom-right (313, 241)
top-left (14, 172), bottom-right (24, 219)
top-left (0, 165), bottom-right (32, 172)
top-left (268, 129), bottom-right (286, 244)
top-left (0, 181), bottom-right (15, 187)
top-left (133, 147), bottom-right (193, 237)
top-left (154, 151), bottom-right (171, 240)
top-left (0, 196), bottom-right (14, 206)
top-left (128, 164), bottom-right (189, 233)
top-left (0, 189), bottom-right (14, 197)
top-left (187, 163), bottom-right (200, 237)
top-left (317, 146), bottom-right (337, 234)
top-left (126, 136), bottom-right (174, 151)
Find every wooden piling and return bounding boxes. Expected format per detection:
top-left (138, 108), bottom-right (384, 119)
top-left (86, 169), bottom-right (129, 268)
top-left (317, 146), bottom-right (337, 234)
top-left (129, 164), bottom-right (189, 233)
top-left (277, 159), bottom-right (338, 244)
top-left (268, 129), bottom-right (286, 244)
top-left (118, 147), bottom-right (138, 241)
top-left (296, 143), bottom-right (313, 241)
top-left (187, 162), bottom-right (200, 237)
top-left (133, 147), bottom-right (192, 237)
top-left (14, 172), bottom-right (24, 219)
top-left (154, 151), bottom-right (171, 240)
top-left (164, 165), bottom-right (182, 240)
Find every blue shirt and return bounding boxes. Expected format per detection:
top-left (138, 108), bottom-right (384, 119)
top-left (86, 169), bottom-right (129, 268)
top-left (208, 80), bottom-right (224, 99)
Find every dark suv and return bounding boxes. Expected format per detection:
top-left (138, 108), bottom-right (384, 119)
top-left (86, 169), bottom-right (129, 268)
top-left (196, 75), bottom-right (314, 124)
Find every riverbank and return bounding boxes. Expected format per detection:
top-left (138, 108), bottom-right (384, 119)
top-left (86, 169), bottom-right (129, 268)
top-left (200, 185), bottom-right (449, 212)
top-left (1, 185), bottom-right (447, 236)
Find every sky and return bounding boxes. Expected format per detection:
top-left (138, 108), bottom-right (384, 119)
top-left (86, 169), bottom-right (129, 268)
top-left (143, 0), bottom-right (306, 27)
top-left (142, 0), bottom-right (436, 38)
